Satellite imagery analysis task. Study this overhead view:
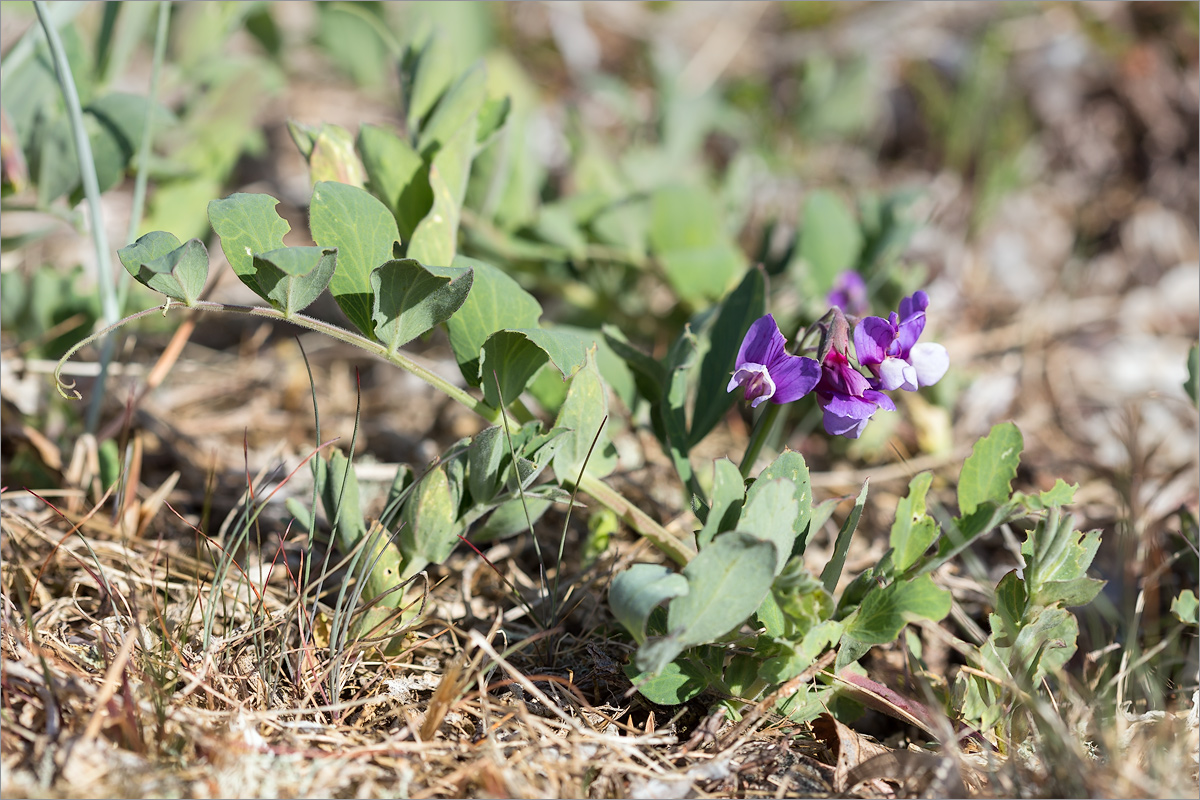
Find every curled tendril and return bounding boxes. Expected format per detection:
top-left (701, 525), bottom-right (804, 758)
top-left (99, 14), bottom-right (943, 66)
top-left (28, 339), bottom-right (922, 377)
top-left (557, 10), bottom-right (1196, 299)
top-left (53, 305), bottom-right (169, 401)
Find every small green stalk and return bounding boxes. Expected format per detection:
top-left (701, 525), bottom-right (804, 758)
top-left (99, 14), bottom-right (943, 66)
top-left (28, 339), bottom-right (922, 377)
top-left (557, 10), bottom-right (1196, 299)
top-left (57, 301), bottom-right (692, 565)
top-left (55, 301), bottom-right (498, 424)
top-left (739, 401), bottom-right (783, 479)
top-left (575, 473), bottom-right (695, 566)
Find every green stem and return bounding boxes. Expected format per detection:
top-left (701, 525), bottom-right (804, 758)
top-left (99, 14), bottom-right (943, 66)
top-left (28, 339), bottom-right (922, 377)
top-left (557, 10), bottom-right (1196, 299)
top-left (56, 301), bottom-right (693, 564)
top-left (575, 473), bottom-right (695, 566)
top-left (34, 0), bottom-right (121, 434)
top-left (55, 301), bottom-right (499, 424)
top-left (739, 402), bottom-right (783, 478)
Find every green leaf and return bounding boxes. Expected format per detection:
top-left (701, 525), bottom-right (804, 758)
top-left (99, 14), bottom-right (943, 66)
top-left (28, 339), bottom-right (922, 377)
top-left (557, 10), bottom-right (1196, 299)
top-left (444, 257), bottom-right (542, 385)
top-left (1171, 589), bottom-right (1198, 626)
top-left (697, 458), bottom-right (745, 549)
top-left (473, 494), bottom-right (554, 543)
top-left (117, 233), bottom-right (209, 306)
top-left (252, 246), bottom-right (337, 317)
top-left (399, 464), bottom-right (464, 578)
top-left (357, 123), bottom-right (431, 242)
top-left (747, 450), bottom-right (814, 555)
top-left (1186, 343), bottom-right (1199, 408)
top-left (309, 180), bottom-right (400, 338)
top-left (738, 479), bottom-right (798, 576)
top-left (479, 330), bottom-right (548, 408)
top-left (403, 30), bottom-right (456, 135)
top-left (292, 121), bottom-right (365, 187)
top-left (207, 192), bottom-right (291, 291)
top-left (666, 531), bottom-right (777, 649)
top-left (467, 426), bottom-right (506, 504)
top-left (408, 117), bottom-right (477, 266)
top-left (649, 184), bottom-right (745, 304)
top-left (689, 267), bottom-right (767, 448)
top-left (315, 448), bottom-right (367, 555)
top-left (889, 472), bottom-right (937, 574)
top-left (661, 328), bottom-right (700, 489)
top-left (842, 574), bottom-right (951, 645)
top-left (610, 563), bottom-right (690, 645)
top-left (793, 190), bottom-right (862, 295)
top-left (552, 349), bottom-right (618, 482)
top-left (1015, 479), bottom-right (1077, 512)
top-left (821, 481), bottom-right (868, 593)
top-left (1021, 510), bottom-right (1104, 608)
top-left (761, 619), bottom-right (843, 684)
top-left (624, 658), bottom-right (709, 705)
top-left (603, 325), bottom-right (666, 405)
top-left (370, 259), bottom-right (473, 354)
top-left (957, 422), bottom-right (1023, 516)
top-left (416, 60), bottom-right (486, 155)
top-left (993, 570), bottom-right (1027, 641)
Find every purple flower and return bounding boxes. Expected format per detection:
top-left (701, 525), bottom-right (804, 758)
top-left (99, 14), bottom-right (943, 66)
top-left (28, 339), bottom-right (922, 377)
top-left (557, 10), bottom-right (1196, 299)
top-left (727, 315), bottom-right (820, 409)
top-left (828, 271), bottom-right (869, 316)
top-left (853, 290), bottom-right (949, 392)
top-left (815, 349), bottom-right (896, 439)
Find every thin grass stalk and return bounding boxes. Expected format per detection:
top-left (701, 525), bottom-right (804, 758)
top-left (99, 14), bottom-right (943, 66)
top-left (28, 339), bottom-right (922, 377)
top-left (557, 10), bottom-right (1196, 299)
top-left (32, 1), bottom-right (121, 433)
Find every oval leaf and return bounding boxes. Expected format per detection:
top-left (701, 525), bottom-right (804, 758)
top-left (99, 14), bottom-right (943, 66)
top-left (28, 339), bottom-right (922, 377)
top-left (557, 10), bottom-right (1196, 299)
top-left (444, 257), bottom-right (542, 385)
top-left (552, 349), bottom-right (617, 482)
top-left (118, 234), bottom-right (208, 306)
top-left (667, 531), bottom-right (777, 649)
top-left (252, 246), bottom-right (337, 317)
top-left (610, 563), bottom-right (689, 645)
top-left (207, 193), bottom-right (291, 291)
top-left (371, 259), bottom-right (473, 354)
top-left (310, 181), bottom-right (401, 338)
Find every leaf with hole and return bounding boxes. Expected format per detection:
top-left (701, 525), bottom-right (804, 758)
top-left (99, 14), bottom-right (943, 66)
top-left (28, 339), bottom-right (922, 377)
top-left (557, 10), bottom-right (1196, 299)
top-left (252, 246), bottom-right (337, 317)
top-left (208, 192), bottom-right (291, 292)
top-left (370, 259), bottom-right (473, 354)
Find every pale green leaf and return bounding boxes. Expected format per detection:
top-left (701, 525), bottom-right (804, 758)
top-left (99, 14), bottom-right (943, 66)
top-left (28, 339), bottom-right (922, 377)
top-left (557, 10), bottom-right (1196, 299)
top-left (309, 181), bottom-right (400, 338)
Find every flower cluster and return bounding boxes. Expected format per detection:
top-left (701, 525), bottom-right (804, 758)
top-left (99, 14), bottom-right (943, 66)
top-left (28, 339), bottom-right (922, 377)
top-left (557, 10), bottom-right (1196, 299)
top-left (727, 291), bottom-right (948, 439)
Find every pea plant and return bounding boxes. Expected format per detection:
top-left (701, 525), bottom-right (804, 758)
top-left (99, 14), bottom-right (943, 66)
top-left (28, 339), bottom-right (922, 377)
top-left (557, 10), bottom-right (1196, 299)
top-left (53, 31), bottom-right (1107, 748)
